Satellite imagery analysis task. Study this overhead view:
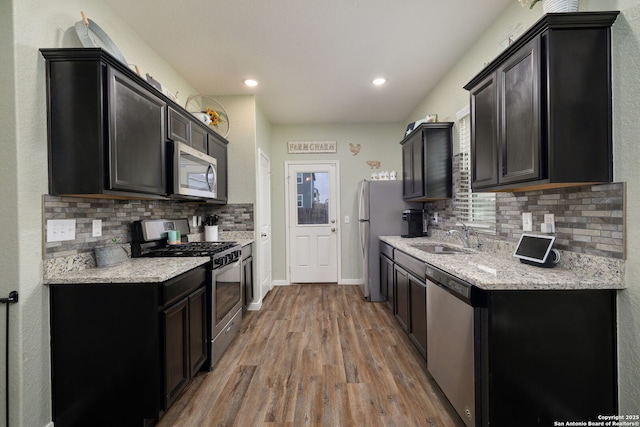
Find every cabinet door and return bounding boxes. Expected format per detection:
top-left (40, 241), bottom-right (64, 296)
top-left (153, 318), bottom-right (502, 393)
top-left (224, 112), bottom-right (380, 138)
top-left (402, 142), bottom-right (414, 198)
top-left (108, 67), bottom-right (167, 195)
top-left (424, 125), bottom-right (453, 199)
top-left (401, 135), bottom-right (424, 199)
top-left (188, 287), bottom-right (208, 376)
top-left (380, 254), bottom-right (394, 313)
top-left (162, 297), bottom-right (189, 409)
top-left (470, 74), bottom-right (499, 189)
top-left (191, 124), bottom-right (208, 154)
top-left (242, 256), bottom-right (254, 309)
top-left (208, 133), bottom-right (228, 203)
top-left (394, 265), bottom-right (410, 333)
top-left (409, 276), bottom-right (427, 359)
top-left (168, 107), bottom-right (191, 145)
top-left (498, 37), bottom-right (541, 185)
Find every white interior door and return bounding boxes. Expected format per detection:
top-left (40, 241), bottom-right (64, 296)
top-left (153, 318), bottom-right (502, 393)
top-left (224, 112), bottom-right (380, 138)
top-left (287, 162), bottom-right (339, 283)
top-left (258, 150), bottom-right (272, 302)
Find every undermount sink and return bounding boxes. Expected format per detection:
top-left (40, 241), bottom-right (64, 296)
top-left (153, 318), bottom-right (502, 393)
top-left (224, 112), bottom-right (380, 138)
top-left (410, 243), bottom-right (470, 255)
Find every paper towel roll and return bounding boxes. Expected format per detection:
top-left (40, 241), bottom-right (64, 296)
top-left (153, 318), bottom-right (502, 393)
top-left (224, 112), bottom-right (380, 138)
top-left (205, 225), bottom-right (218, 242)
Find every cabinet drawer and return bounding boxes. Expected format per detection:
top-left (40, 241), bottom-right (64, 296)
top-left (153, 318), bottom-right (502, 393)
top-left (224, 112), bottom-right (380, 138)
top-left (211, 308), bottom-right (242, 368)
top-left (394, 250), bottom-right (425, 281)
top-left (380, 241), bottom-right (394, 259)
top-left (162, 266), bottom-right (208, 306)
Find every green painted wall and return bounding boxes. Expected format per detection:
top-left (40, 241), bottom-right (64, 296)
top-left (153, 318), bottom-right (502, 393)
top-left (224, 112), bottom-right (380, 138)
top-left (270, 123), bottom-right (404, 282)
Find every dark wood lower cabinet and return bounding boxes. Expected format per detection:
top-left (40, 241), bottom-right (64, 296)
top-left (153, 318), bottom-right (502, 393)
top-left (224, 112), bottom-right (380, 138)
top-left (380, 253), bottom-right (394, 312)
top-left (242, 255), bottom-right (254, 310)
top-left (384, 246), bottom-right (617, 427)
top-left (49, 265), bottom-right (208, 427)
top-left (409, 278), bottom-right (427, 359)
top-left (189, 287), bottom-right (208, 376)
top-left (481, 290), bottom-right (617, 426)
top-left (393, 265), bottom-right (410, 333)
top-left (163, 297), bottom-right (189, 409)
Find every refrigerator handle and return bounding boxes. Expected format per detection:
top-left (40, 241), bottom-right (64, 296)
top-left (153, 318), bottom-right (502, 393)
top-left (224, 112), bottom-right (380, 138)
top-left (358, 180), bottom-right (366, 221)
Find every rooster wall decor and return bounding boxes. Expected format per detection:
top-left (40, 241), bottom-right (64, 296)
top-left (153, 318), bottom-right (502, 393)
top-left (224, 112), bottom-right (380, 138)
top-left (349, 143), bottom-right (361, 156)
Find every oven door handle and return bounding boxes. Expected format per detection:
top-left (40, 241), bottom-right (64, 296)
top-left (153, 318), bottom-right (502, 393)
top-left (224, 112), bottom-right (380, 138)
top-left (211, 258), bottom-right (241, 278)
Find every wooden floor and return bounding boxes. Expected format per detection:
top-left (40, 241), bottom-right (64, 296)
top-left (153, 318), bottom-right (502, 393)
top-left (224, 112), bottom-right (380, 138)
top-left (157, 284), bottom-right (465, 427)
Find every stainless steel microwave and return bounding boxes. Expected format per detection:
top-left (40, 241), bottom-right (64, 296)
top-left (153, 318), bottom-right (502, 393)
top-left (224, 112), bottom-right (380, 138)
top-left (171, 141), bottom-right (217, 200)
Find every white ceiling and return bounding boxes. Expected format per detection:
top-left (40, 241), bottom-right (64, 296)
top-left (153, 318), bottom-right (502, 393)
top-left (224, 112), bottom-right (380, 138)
top-left (102, 0), bottom-right (512, 125)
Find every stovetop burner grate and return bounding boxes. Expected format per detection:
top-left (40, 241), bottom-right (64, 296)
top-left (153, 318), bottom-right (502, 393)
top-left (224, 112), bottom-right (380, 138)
top-left (140, 241), bottom-right (237, 258)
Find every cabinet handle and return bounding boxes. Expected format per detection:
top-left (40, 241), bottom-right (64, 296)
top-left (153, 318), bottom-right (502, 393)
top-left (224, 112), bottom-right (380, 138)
top-left (226, 322), bottom-right (234, 334)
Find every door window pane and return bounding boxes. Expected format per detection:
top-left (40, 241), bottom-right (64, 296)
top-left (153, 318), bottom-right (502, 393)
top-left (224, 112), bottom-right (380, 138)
top-left (297, 172), bottom-right (329, 225)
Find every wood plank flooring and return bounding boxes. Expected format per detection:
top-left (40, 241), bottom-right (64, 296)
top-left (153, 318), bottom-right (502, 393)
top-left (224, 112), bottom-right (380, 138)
top-left (157, 284), bottom-right (465, 427)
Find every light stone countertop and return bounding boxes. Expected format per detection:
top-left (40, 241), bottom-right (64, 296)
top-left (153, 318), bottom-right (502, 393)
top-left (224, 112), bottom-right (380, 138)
top-left (380, 236), bottom-right (624, 291)
top-left (44, 257), bottom-right (210, 285)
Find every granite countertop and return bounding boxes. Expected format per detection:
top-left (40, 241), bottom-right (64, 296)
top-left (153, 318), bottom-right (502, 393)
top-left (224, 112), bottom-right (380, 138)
top-left (44, 257), bottom-right (210, 285)
top-left (380, 236), bottom-right (624, 291)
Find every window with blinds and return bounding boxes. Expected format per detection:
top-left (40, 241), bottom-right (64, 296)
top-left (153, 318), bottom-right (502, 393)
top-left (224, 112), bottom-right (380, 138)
top-left (456, 111), bottom-right (496, 234)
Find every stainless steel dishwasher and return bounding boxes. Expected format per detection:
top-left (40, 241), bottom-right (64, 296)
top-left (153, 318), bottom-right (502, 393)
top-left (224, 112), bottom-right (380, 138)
top-left (426, 266), bottom-right (486, 427)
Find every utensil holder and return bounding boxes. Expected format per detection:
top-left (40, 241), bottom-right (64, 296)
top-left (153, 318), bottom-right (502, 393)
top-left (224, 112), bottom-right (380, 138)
top-left (205, 225), bottom-right (219, 242)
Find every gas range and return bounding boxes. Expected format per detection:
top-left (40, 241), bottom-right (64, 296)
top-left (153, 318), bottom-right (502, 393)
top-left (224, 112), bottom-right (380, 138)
top-left (131, 218), bottom-right (244, 371)
top-left (131, 219), bottom-right (241, 266)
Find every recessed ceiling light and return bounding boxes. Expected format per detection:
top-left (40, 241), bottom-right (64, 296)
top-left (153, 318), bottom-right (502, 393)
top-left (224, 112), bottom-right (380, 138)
top-left (244, 79), bottom-right (259, 87)
top-left (372, 78), bottom-right (386, 86)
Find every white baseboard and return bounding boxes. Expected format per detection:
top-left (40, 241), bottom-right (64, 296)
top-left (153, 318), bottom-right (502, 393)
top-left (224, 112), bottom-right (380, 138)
top-left (247, 301), bottom-right (263, 311)
top-left (273, 279), bottom-right (360, 286)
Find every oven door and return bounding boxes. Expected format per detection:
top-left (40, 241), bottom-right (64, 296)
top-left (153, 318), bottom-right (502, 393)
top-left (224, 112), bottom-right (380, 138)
top-left (210, 259), bottom-right (242, 338)
top-left (173, 141), bottom-right (217, 199)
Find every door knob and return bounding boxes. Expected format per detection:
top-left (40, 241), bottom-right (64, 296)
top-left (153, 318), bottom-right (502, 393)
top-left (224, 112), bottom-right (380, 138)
top-left (330, 219), bottom-right (336, 224)
top-left (331, 228), bottom-right (336, 232)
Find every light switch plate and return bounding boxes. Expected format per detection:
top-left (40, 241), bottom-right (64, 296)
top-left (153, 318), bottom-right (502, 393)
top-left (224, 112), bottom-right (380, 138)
top-left (92, 219), bottom-right (102, 237)
top-left (47, 219), bottom-right (76, 242)
top-left (522, 212), bottom-right (533, 232)
top-left (344, 216), bottom-right (350, 224)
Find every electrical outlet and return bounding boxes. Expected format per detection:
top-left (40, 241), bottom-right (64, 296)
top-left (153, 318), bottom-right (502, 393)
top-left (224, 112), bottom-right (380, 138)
top-left (544, 214), bottom-right (556, 233)
top-left (433, 212), bottom-right (439, 223)
top-left (522, 212), bottom-right (533, 232)
top-left (47, 219), bottom-right (76, 242)
top-left (92, 219), bottom-right (102, 237)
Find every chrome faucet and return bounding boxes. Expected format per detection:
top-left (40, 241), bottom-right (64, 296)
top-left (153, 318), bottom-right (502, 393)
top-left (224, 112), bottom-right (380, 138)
top-left (446, 222), bottom-right (481, 249)
top-left (447, 229), bottom-right (470, 248)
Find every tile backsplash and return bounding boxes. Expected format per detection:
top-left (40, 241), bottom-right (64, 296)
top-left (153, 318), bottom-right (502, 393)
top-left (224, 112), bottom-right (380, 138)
top-left (43, 195), bottom-right (254, 259)
top-left (426, 182), bottom-right (625, 260)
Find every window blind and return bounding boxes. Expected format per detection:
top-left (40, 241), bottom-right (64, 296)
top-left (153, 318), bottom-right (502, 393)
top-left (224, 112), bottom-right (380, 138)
top-left (456, 113), bottom-right (496, 234)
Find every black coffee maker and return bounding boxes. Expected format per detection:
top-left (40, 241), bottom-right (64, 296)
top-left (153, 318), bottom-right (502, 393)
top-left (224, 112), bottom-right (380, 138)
top-left (401, 209), bottom-right (426, 238)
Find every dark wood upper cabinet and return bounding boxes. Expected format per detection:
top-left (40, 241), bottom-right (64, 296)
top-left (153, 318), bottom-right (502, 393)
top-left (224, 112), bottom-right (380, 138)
top-left (168, 107), bottom-right (209, 154)
top-left (400, 122), bottom-right (453, 201)
top-left (465, 12), bottom-right (619, 192)
top-left (208, 132), bottom-right (228, 204)
top-left (41, 48), bottom-right (229, 203)
top-left (108, 67), bottom-right (167, 195)
top-left (42, 48), bottom-right (167, 198)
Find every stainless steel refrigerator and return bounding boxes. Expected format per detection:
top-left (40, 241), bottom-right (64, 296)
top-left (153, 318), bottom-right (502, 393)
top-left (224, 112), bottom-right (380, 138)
top-left (358, 179), bottom-right (418, 302)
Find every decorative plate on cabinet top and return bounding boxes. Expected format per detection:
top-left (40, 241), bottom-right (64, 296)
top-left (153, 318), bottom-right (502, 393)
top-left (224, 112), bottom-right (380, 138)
top-left (74, 11), bottom-right (127, 65)
top-left (185, 95), bottom-right (230, 139)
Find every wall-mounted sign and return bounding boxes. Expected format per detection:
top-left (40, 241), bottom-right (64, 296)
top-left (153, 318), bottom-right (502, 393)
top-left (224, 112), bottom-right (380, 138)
top-left (287, 140), bottom-right (337, 154)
